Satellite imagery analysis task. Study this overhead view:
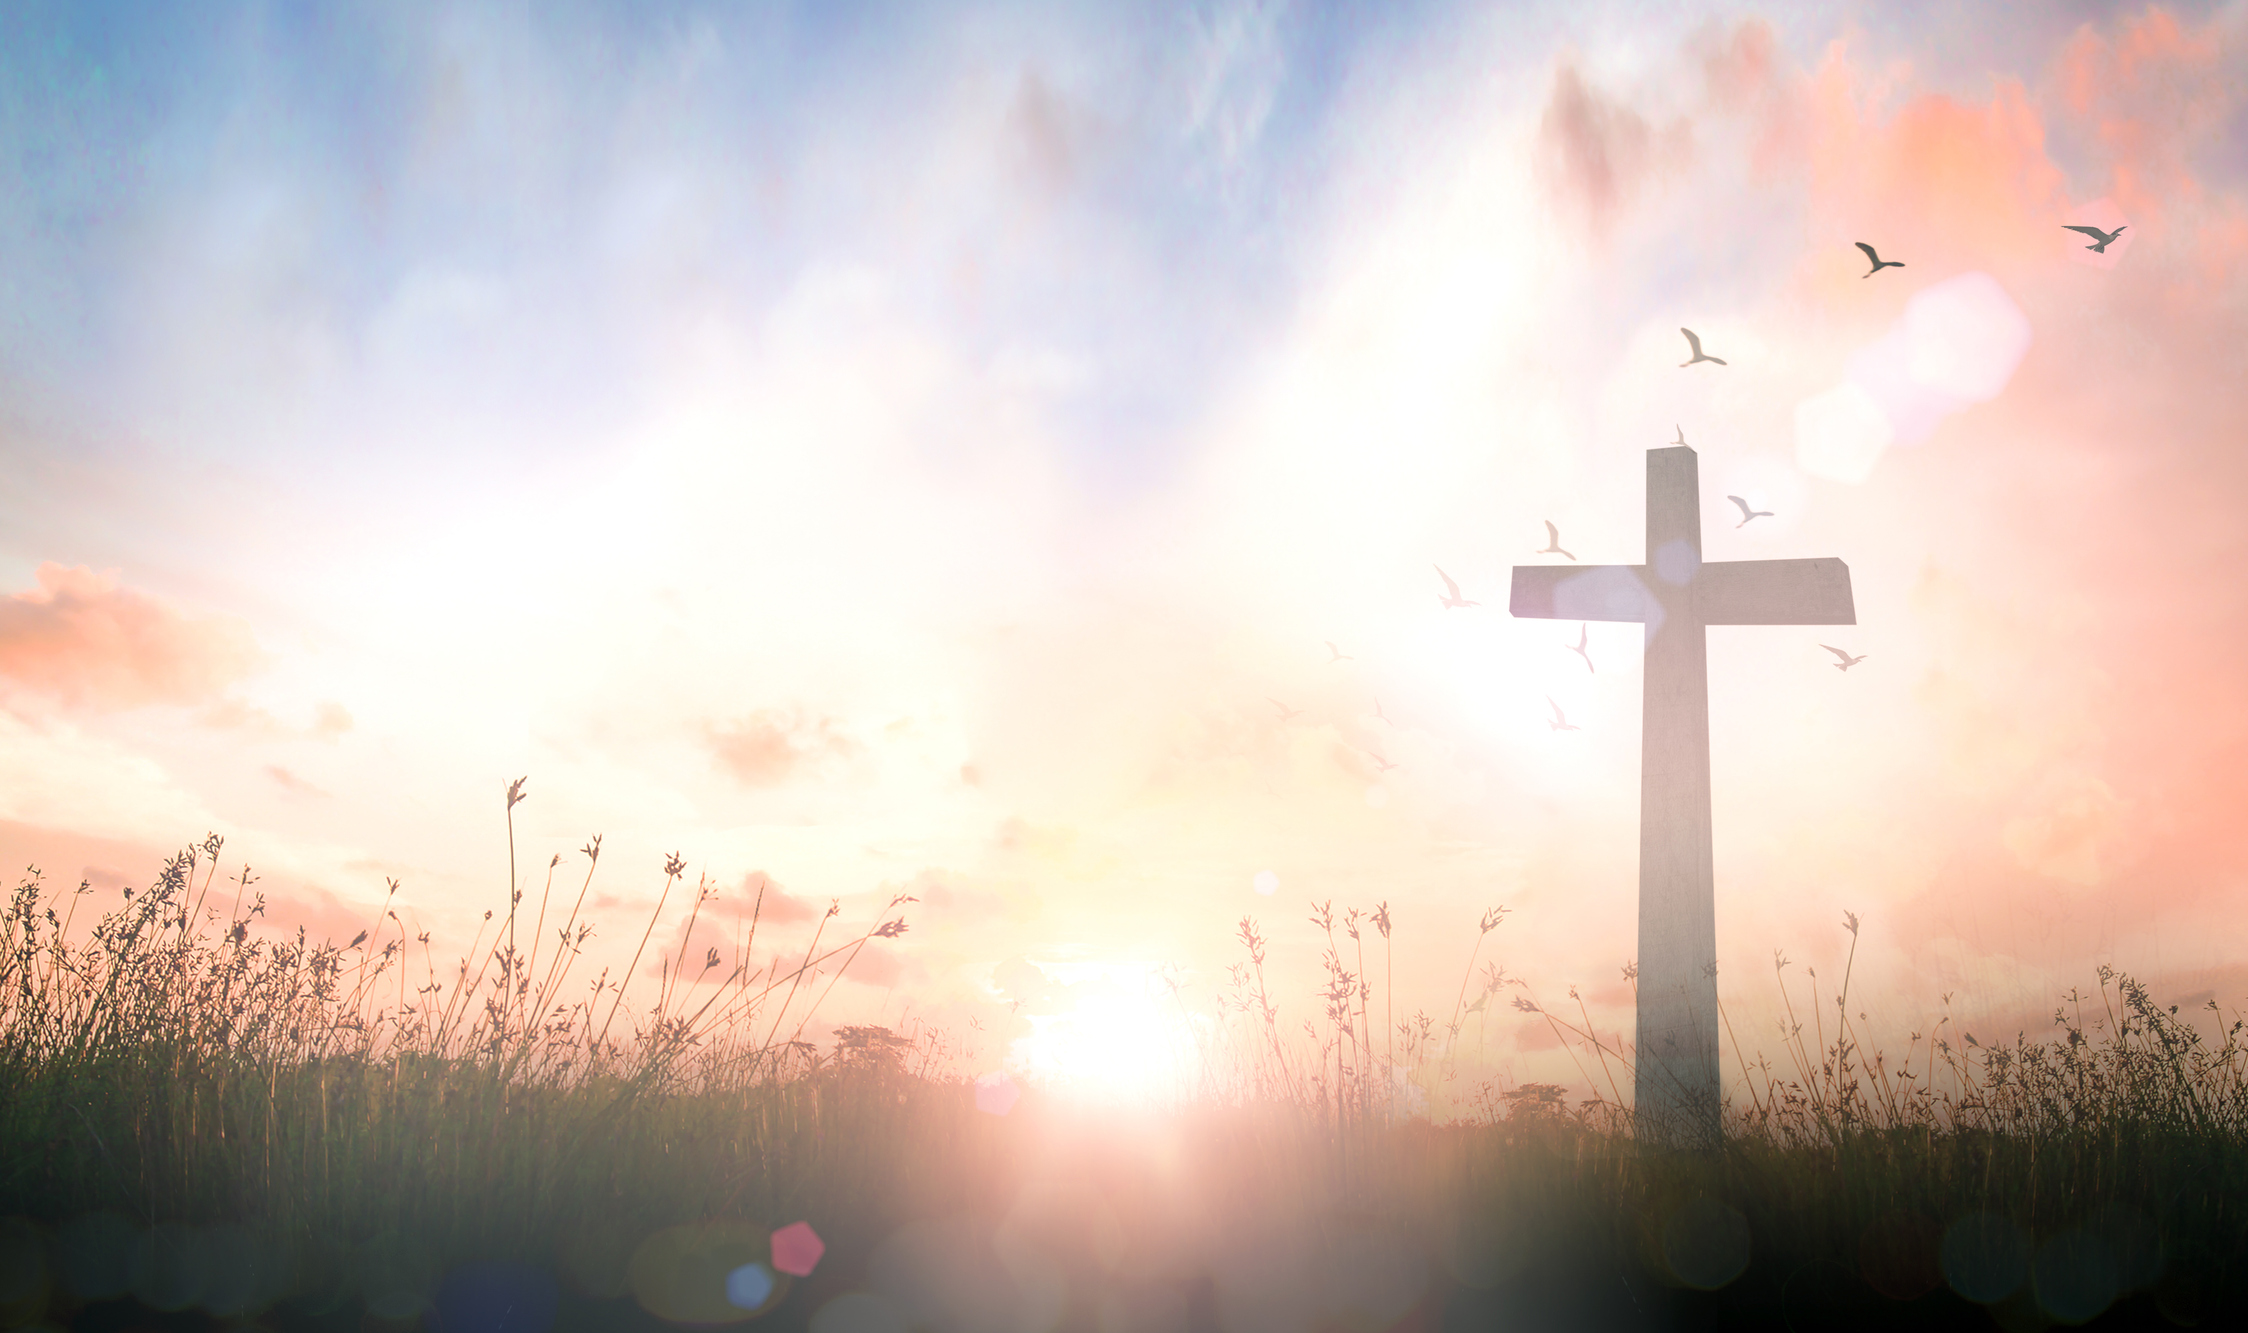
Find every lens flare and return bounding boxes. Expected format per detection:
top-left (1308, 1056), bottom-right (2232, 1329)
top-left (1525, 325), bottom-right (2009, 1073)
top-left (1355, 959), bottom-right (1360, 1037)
top-left (770, 1221), bottom-right (826, 1278)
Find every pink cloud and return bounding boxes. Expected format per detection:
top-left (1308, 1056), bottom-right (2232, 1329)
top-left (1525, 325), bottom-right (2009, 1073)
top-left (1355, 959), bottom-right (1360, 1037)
top-left (0, 826), bottom-right (407, 964)
top-left (265, 766), bottom-right (332, 799)
top-left (842, 941), bottom-right (920, 989)
top-left (1698, 18), bottom-right (1780, 112)
top-left (1696, 20), bottom-right (1809, 181)
top-left (197, 698), bottom-right (291, 735)
top-left (724, 870), bottom-right (819, 925)
top-left (1533, 61), bottom-right (1693, 242)
top-left (705, 709), bottom-right (858, 786)
top-left (1800, 57), bottom-right (2067, 265)
top-left (0, 564), bottom-right (265, 710)
top-left (1698, 13), bottom-right (2227, 277)
top-left (195, 695), bottom-right (354, 741)
top-left (1514, 1019), bottom-right (1562, 1053)
top-left (312, 701), bottom-right (354, 740)
top-left (880, 866), bottom-right (989, 916)
top-left (236, 880), bottom-right (397, 954)
top-left (1804, 7), bottom-right (2245, 300)
top-left (642, 872), bottom-right (825, 984)
top-left (2052, 8), bottom-right (2228, 228)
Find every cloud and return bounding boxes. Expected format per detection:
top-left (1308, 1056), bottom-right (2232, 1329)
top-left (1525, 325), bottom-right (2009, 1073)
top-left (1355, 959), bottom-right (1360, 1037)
top-left (1182, 0), bottom-right (1286, 168)
top-left (1004, 70), bottom-right (1078, 201)
top-left (2051, 8), bottom-right (2231, 223)
top-left (843, 941), bottom-right (923, 990)
top-left (1514, 1017), bottom-right (1563, 1052)
top-left (2001, 770), bottom-right (2134, 888)
top-left (312, 701), bottom-right (354, 740)
top-left (876, 866), bottom-right (995, 918)
top-left (642, 870), bottom-right (825, 984)
top-left (0, 708), bottom-right (227, 846)
top-left (1533, 62), bottom-right (1692, 241)
top-left (1815, 75), bottom-right (2064, 256)
top-left (197, 699), bottom-right (291, 735)
top-left (197, 696), bottom-right (357, 741)
top-left (1697, 18), bottom-right (1783, 114)
top-left (249, 882), bottom-right (395, 954)
top-left (705, 709), bottom-right (860, 787)
top-left (265, 766), bottom-right (331, 799)
top-left (726, 870), bottom-right (820, 926)
top-left (0, 564), bottom-right (265, 710)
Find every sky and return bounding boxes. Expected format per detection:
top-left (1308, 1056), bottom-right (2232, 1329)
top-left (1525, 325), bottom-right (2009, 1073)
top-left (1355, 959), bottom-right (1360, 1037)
top-left (3, 0), bottom-right (2247, 1109)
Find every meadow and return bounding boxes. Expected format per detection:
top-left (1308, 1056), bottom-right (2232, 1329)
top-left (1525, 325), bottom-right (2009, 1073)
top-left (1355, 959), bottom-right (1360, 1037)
top-left (3, 802), bottom-right (2246, 1331)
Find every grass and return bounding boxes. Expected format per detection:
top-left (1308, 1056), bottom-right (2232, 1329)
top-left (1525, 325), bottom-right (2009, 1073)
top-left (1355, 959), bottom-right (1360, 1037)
top-left (2, 784), bottom-right (2245, 1330)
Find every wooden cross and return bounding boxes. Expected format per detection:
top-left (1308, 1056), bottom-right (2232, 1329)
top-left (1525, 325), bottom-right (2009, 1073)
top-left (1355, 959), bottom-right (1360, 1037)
top-left (1510, 445), bottom-right (1854, 1146)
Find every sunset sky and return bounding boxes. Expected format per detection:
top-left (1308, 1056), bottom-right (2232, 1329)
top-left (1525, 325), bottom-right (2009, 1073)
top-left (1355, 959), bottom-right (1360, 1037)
top-left (4, 0), bottom-right (2246, 1107)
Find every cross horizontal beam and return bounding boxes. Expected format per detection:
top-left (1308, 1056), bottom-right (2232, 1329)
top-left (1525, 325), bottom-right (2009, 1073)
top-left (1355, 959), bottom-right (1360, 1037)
top-left (1508, 558), bottom-right (1854, 627)
top-left (1696, 558), bottom-right (1855, 625)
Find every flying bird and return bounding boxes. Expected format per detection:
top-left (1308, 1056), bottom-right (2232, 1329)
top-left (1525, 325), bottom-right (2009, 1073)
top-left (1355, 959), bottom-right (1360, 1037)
top-left (1679, 328), bottom-right (1726, 367)
top-left (1727, 495), bottom-right (1774, 527)
top-left (1566, 623), bottom-right (1594, 674)
top-left (1537, 521), bottom-right (1576, 561)
top-left (1855, 242), bottom-right (1904, 276)
top-left (1365, 750), bottom-right (1400, 774)
top-left (2063, 224), bottom-right (2126, 253)
top-left (1268, 697), bottom-right (1304, 722)
top-left (1545, 696), bottom-right (1580, 731)
top-left (1820, 645), bottom-right (1867, 672)
top-left (1434, 566), bottom-right (1479, 609)
top-left (1325, 641), bottom-right (1352, 663)
top-left (1373, 697), bottom-right (1394, 727)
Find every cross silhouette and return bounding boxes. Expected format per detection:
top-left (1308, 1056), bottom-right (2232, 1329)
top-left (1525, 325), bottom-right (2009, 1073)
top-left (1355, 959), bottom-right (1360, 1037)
top-left (1511, 445), bottom-right (1854, 1147)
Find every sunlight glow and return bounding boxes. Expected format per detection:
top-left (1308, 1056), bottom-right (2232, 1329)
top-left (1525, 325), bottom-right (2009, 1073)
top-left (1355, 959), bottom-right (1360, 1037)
top-left (1009, 970), bottom-right (1202, 1105)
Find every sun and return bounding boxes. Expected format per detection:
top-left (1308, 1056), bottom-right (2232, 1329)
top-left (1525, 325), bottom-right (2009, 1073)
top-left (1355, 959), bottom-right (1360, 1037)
top-left (1007, 966), bottom-right (1204, 1106)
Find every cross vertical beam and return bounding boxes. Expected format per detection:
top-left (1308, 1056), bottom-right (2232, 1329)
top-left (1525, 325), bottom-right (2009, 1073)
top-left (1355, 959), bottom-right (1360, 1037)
top-left (1637, 446), bottom-right (1720, 1147)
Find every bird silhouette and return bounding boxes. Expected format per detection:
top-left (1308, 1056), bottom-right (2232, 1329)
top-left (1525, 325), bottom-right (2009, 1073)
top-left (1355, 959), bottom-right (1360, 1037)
top-left (1855, 242), bottom-right (1904, 276)
top-left (1365, 750), bottom-right (1400, 774)
top-left (1545, 696), bottom-right (1580, 731)
top-left (1435, 566), bottom-right (1479, 609)
top-left (1680, 328), bottom-right (1726, 366)
top-left (1268, 697), bottom-right (1304, 721)
top-left (1820, 644), bottom-right (1867, 672)
top-left (1566, 623), bottom-right (1594, 674)
top-left (2064, 224), bottom-right (2126, 253)
top-left (1325, 641), bottom-right (1352, 663)
top-left (1727, 495), bottom-right (1774, 527)
top-left (1373, 697), bottom-right (1393, 727)
top-left (1537, 521), bottom-right (1576, 561)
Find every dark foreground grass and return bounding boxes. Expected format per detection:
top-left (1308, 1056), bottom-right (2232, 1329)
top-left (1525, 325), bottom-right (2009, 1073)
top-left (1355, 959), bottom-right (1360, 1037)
top-left (4, 816), bottom-right (2246, 1331)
